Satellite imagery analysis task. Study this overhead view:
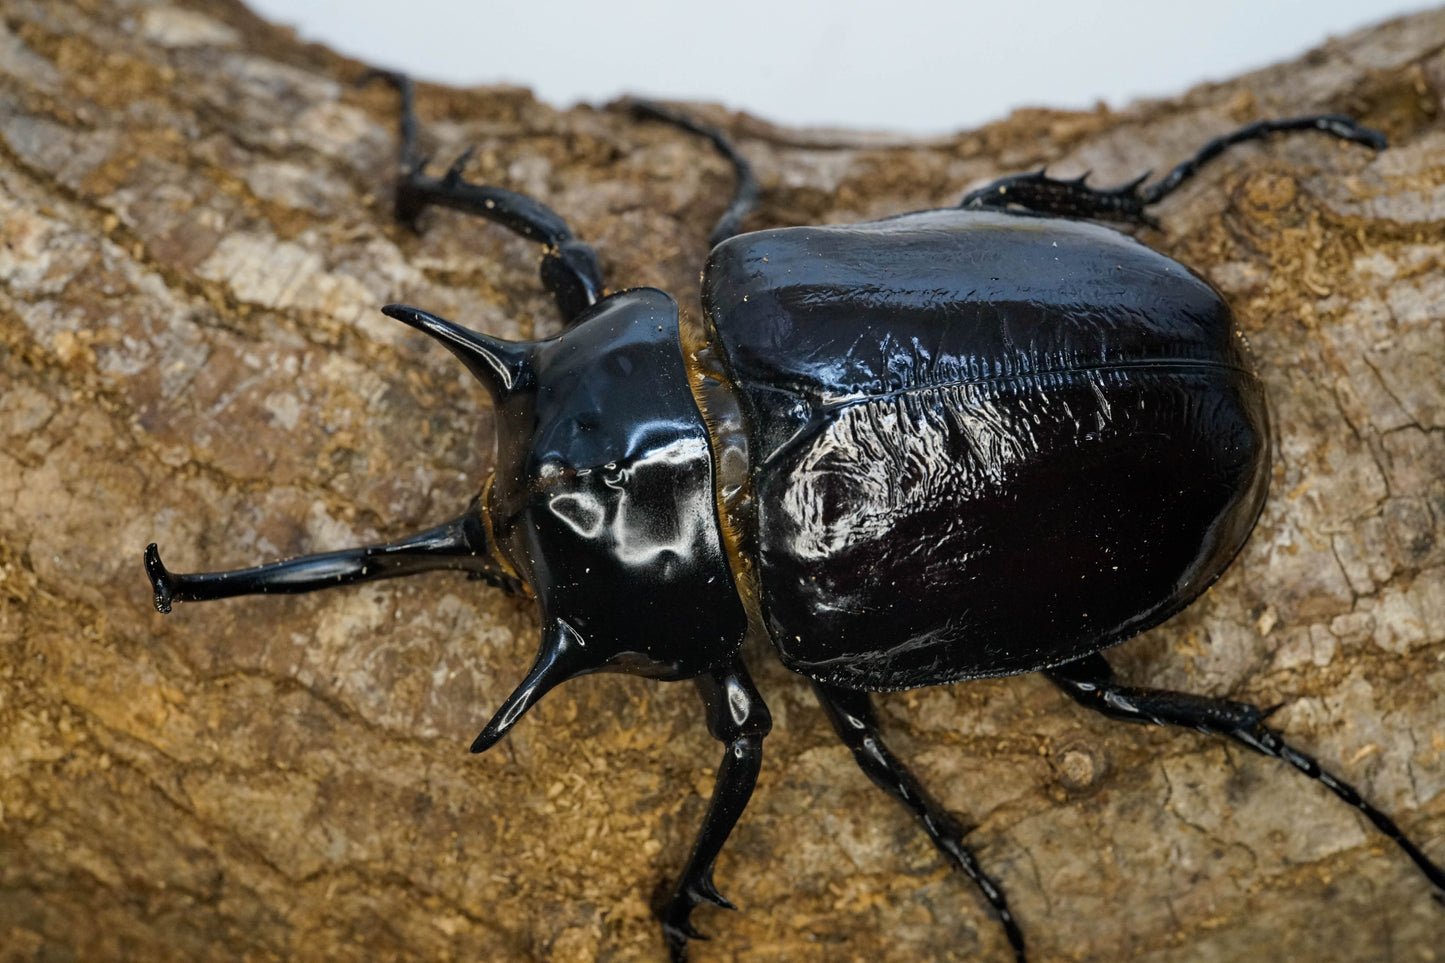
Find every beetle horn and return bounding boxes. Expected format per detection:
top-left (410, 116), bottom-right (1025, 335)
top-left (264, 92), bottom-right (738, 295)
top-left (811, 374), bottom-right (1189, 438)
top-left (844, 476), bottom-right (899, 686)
top-left (382, 303), bottom-right (533, 396)
top-left (471, 620), bottom-right (589, 753)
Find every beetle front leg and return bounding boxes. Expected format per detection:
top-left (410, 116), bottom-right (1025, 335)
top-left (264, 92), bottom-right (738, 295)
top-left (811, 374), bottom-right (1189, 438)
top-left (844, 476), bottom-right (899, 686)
top-left (813, 682), bottom-right (1026, 963)
top-left (1046, 652), bottom-right (1445, 895)
top-left (144, 495), bottom-right (520, 612)
top-left (661, 657), bottom-right (772, 962)
top-left (959, 114), bottom-right (1385, 225)
top-left (365, 71), bottom-right (606, 324)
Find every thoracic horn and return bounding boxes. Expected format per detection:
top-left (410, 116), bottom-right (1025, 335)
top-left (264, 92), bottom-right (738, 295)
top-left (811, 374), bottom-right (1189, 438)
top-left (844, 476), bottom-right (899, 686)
top-left (382, 303), bottom-right (534, 397)
top-left (471, 620), bottom-right (591, 753)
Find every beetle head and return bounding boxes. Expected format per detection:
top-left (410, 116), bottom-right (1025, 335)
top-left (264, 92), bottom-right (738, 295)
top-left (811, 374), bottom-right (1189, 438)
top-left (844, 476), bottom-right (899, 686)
top-left (383, 292), bottom-right (746, 749)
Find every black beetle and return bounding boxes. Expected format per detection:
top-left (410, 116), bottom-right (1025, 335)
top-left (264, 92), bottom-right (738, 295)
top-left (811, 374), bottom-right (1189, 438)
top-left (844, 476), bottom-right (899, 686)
top-left (143, 75), bottom-right (1444, 961)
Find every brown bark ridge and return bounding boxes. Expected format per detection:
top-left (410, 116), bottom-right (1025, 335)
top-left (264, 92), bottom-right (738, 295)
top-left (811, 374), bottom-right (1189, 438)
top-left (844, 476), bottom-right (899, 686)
top-left (2, 2), bottom-right (1443, 960)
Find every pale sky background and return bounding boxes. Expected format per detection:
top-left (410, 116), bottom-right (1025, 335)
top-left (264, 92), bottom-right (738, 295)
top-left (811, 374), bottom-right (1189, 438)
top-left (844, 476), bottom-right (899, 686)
top-left (246, 1), bottom-right (1428, 133)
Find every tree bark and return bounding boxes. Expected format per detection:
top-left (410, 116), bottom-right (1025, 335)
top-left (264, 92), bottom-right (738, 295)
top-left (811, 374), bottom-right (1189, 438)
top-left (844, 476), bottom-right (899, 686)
top-left (1, 2), bottom-right (1443, 961)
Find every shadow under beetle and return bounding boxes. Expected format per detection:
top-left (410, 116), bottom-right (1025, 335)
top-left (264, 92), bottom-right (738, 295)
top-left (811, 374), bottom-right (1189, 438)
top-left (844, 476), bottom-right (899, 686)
top-left (144, 75), bottom-right (1445, 961)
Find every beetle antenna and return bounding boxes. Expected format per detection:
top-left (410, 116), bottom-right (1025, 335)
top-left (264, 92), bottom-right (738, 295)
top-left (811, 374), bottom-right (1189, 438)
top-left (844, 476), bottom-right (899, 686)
top-left (627, 99), bottom-right (761, 247)
top-left (472, 621), bottom-right (589, 753)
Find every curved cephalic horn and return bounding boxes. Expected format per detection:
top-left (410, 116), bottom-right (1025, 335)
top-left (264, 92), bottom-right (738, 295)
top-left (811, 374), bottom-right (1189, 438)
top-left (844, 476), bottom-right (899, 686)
top-left (472, 620), bottom-right (590, 753)
top-left (382, 303), bottom-right (533, 396)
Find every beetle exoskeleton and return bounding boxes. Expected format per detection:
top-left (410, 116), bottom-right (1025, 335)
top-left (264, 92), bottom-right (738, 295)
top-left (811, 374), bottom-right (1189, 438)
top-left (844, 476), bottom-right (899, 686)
top-left (143, 77), bottom-right (1442, 961)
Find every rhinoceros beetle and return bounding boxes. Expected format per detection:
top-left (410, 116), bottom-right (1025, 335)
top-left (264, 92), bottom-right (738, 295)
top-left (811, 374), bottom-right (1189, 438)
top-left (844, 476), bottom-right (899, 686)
top-left (144, 74), bottom-right (1444, 961)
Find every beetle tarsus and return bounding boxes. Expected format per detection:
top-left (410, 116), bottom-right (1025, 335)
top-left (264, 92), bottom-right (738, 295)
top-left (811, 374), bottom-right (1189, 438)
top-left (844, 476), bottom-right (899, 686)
top-left (660, 845), bottom-right (735, 959)
top-left (960, 112), bottom-right (1386, 224)
top-left (628, 99), bottom-right (761, 246)
top-left (659, 869), bottom-right (741, 960)
top-left (1047, 652), bottom-right (1445, 894)
top-left (662, 917), bottom-right (707, 963)
top-left (1139, 114), bottom-right (1386, 207)
top-left (359, 69), bottom-right (423, 175)
top-left (1235, 723), bottom-right (1445, 893)
top-left (813, 681), bottom-right (1028, 963)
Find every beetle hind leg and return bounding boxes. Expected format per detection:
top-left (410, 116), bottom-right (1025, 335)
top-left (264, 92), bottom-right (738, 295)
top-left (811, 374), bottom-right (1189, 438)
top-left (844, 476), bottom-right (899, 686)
top-left (1046, 652), bottom-right (1445, 894)
top-left (959, 114), bottom-right (1385, 225)
top-left (364, 71), bottom-right (605, 324)
top-left (144, 496), bottom-right (519, 614)
top-left (812, 682), bottom-right (1027, 963)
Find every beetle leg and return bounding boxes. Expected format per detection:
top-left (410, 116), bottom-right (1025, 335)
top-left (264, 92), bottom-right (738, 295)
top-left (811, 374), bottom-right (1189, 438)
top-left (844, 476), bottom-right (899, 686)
top-left (660, 657), bottom-right (772, 962)
top-left (960, 168), bottom-right (1160, 226)
top-left (959, 114), bottom-right (1385, 225)
top-left (144, 495), bottom-right (521, 613)
top-left (812, 682), bottom-right (1027, 963)
top-left (1046, 652), bottom-right (1445, 895)
top-left (1137, 115), bottom-right (1385, 206)
top-left (364, 70), bottom-right (605, 325)
top-left (629, 100), bottom-right (761, 247)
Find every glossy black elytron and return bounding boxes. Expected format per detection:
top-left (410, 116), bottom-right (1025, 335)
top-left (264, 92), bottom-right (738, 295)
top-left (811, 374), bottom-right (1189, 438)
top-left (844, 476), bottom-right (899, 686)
top-left (143, 77), bottom-right (1442, 963)
top-left (707, 210), bottom-right (1269, 690)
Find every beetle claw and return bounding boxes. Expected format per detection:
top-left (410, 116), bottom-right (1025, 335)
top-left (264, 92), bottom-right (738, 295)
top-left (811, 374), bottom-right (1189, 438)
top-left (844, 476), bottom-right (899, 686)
top-left (664, 919), bottom-right (710, 942)
top-left (662, 915), bottom-right (708, 953)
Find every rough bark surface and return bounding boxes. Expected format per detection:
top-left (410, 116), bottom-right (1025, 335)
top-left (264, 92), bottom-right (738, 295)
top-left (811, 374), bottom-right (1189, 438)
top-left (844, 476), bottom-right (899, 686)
top-left (2, 2), bottom-right (1443, 961)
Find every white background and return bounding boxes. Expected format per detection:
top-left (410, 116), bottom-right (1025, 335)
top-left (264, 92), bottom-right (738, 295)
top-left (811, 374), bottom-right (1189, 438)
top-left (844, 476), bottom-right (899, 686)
top-left (247, 1), bottom-right (1426, 133)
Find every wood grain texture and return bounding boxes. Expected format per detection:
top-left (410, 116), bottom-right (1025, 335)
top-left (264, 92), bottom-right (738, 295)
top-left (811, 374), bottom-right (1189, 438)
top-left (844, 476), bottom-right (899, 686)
top-left (1, 2), bottom-right (1442, 960)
